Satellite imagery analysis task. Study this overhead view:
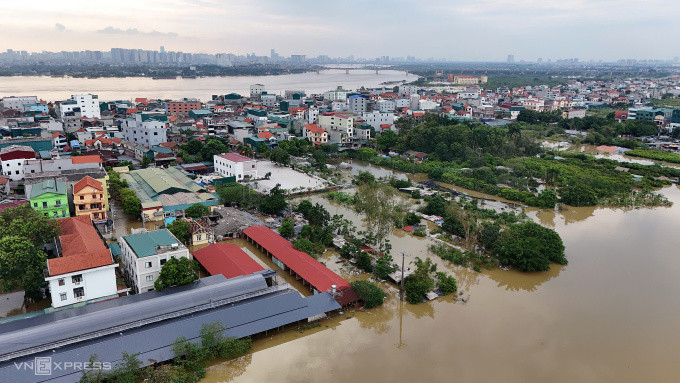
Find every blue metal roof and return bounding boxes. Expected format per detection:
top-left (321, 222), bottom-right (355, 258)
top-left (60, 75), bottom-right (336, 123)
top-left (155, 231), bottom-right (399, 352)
top-left (0, 274), bottom-right (340, 382)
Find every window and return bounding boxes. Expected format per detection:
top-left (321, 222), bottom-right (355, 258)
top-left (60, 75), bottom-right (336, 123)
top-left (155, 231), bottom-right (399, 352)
top-left (72, 275), bottom-right (82, 284)
top-left (73, 287), bottom-right (84, 298)
top-left (145, 261), bottom-right (152, 268)
top-left (60, 293), bottom-right (67, 301)
top-left (160, 259), bottom-right (166, 266)
top-left (42, 202), bottom-right (47, 208)
top-left (58, 278), bottom-right (65, 286)
top-left (33, 202), bottom-right (37, 207)
top-left (146, 275), bottom-right (154, 282)
top-left (196, 235), bottom-right (202, 241)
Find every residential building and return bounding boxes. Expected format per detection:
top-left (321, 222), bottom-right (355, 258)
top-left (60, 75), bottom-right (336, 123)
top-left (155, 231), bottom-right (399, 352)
top-left (45, 215), bottom-right (117, 308)
top-left (24, 155), bottom-right (103, 175)
top-left (122, 113), bottom-right (168, 147)
top-left (28, 179), bottom-right (70, 219)
top-left (214, 153), bottom-right (258, 180)
top-left (0, 145), bottom-right (35, 181)
top-left (52, 132), bottom-right (67, 150)
top-left (59, 94), bottom-right (100, 119)
top-left (398, 85), bottom-right (419, 96)
top-left (453, 75), bottom-right (481, 85)
top-left (188, 218), bottom-right (213, 246)
top-left (250, 84), bottom-right (265, 98)
top-left (166, 100), bottom-right (201, 115)
top-left (303, 124), bottom-right (329, 146)
top-left (362, 111), bottom-right (395, 130)
top-left (261, 94), bottom-right (277, 108)
top-left (323, 87), bottom-right (348, 101)
top-left (376, 99), bottom-right (396, 112)
top-left (349, 95), bottom-right (367, 114)
top-left (2, 96), bottom-right (38, 112)
top-left (73, 176), bottom-right (107, 223)
top-left (120, 229), bottom-right (191, 293)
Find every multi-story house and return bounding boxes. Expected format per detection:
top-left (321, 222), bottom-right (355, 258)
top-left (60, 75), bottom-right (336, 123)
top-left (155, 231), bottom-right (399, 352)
top-left (122, 113), bottom-right (168, 147)
top-left (166, 100), bottom-right (201, 115)
top-left (0, 145), bottom-right (35, 181)
top-left (73, 176), bottom-right (107, 223)
top-left (214, 153), bottom-right (258, 181)
top-left (349, 95), bottom-right (367, 114)
top-left (319, 112), bottom-right (354, 145)
top-left (188, 218), bottom-right (213, 246)
top-left (362, 111), bottom-right (395, 130)
top-left (120, 229), bottom-right (191, 293)
top-left (45, 215), bottom-right (117, 308)
top-left (1, 96), bottom-right (38, 112)
top-left (59, 94), bottom-right (100, 119)
top-left (29, 179), bottom-right (70, 219)
top-left (303, 124), bottom-right (329, 146)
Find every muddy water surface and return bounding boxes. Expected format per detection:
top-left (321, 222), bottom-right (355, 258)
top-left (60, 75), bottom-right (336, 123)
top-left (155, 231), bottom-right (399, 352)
top-left (199, 161), bottom-right (680, 382)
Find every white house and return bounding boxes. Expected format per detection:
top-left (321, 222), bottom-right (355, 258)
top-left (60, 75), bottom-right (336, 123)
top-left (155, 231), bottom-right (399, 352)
top-left (319, 112), bottom-right (354, 145)
top-left (349, 95), bottom-right (367, 114)
top-left (375, 100), bottom-right (396, 112)
top-left (398, 85), bottom-right (419, 96)
top-left (362, 111), bottom-right (395, 130)
top-left (59, 94), bottom-right (101, 119)
top-left (214, 152), bottom-right (259, 180)
top-left (261, 94), bottom-right (277, 108)
top-left (46, 215), bottom-right (118, 308)
top-left (1, 96), bottom-right (38, 112)
top-left (0, 145), bottom-right (36, 181)
top-left (250, 84), bottom-right (265, 98)
top-left (120, 229), bottom-right (191, 293)
top-left (323, 87), bottom-right (348, 101)
top-left (122, 113), bottom-right (168, 147)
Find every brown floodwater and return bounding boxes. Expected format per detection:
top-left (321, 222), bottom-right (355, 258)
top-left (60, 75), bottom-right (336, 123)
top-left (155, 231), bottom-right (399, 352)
top-left (200, 160), bottom-right (680, 383)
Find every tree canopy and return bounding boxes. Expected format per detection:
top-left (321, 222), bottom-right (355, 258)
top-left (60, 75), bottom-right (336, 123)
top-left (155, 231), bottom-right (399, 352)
top-left (154, 257), bottom-right (199, 291)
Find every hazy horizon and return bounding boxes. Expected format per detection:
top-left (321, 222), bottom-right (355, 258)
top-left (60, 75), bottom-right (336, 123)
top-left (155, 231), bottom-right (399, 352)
top-left (1, 0), bottom-right (678, 62)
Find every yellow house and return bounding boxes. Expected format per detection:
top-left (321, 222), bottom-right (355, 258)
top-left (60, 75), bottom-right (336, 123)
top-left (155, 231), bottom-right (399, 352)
top-left (188, 218), bottom-right (213, 246)
top-left (73, 176), bottom-right (107, 223)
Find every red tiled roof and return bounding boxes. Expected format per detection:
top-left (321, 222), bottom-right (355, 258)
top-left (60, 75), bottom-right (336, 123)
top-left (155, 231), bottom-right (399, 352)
top-left (258, 131), bottom-right (274, 139)
top-left (243, 226), bottom-right (350, 293)
top-left (193, 243), bottom-right (264, 279)
top-left (73, 176), bottom-right (103, 193)
top-left (71, 155), bottom-right (102, 164)
top-left (305, 124), bottom-right (326, 134)
top-left (159, 142), bottom-right (177, 148)
top-left (218, 153), bottom-right (253, 162)
top-left (126, 108), bottom-right (138, 114)
top-left (52, 132), bottom-right (65, 138)
top-left (0, 150), bottom-right (35, 161)
top-left (614, 111), bottom-right (628, 119)
top-left (0, 199), bottom-right (27, 212)
top-left (48, 215), bottom-right (114, 276)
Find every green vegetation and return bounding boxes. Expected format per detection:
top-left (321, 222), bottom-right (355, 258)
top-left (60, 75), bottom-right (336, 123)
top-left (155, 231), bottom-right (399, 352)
top-left (216, 182), bottom-right (260, 208)
top-left (167, 219), bottom-right (191, 245)
top-left (185, 203), bottom-right (210, 218)
top-left (494, 221), bottom-right (566, 272)
top-left (350, 280), bottom-right (385, 308)
top-left (293, 237), bottom-right (324, 258)
top-left (259, 184), bottom-right (287, 215)
top-left (626, 149), bottom-right (680, 164)
top-left (278, 219), bottom-right (294, 238)
top-left (154, 257), bottom-right (199, 291)
top-left (404, 257), bottom-right (436, 304)
top-left (0, 205), bottom-right (60, 297)
top-left (269, 147), bottom-right (291, 166)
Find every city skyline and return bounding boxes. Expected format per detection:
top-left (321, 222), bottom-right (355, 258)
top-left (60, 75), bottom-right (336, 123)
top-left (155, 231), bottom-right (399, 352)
top-left (1, 0), bottom-right (679, 61)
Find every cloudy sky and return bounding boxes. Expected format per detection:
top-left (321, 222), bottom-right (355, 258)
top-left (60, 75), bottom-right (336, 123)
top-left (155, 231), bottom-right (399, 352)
top-left (0, 0), bottom-right (676, 61)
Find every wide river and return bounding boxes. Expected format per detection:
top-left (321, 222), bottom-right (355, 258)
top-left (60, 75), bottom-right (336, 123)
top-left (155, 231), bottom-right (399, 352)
top-left (201, 163), bottom-right (680, 383)
top-left (0, 69), bottom-right (418, 102)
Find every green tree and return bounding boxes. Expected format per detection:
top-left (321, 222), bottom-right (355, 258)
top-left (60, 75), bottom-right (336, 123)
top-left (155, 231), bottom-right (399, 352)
top-left (293, 237), bottom-right (323, 257)
top-left (356, 251), bottom-right (373, 272)
top-left (259, 184), bottom-right (287, 214)
top-left (185, 203), bottom-right (209, 218)
top-left (376, 130), bottom-right (398, 151)
top-left (154, 257), bottom-right (199, 291)
top-left (270, 147), bottom-right (290, 166)
top-left (355, 171), bottom-right (375, 184)
top-left (119, 189), bottom-right (141, 217)
top-left (0, 204), bottom-right (60, 247)
top-left (478, 222), bottom-right (500, 250)
top-left (279, 220), bottom-right (294, 238)
top-left (141, 155), bottom-right (152, 168)
top-left (559, 183), bottom-right (598, 207)
top-left (405, 212), bottom-right (421, 226)
top-left (350, 280), bottom-right (385, 308)
top-left (435, 272), bottom-right (457, 295)
top-left (494, 221), bottom-right (566, 272)
top-left (0, 236), bottom-right (47, 297)
top-left (404, 257), bottom-right (436, 304)
top-left (355, 182), bottom-right (406, 250)
top-left (199, 139), bottom-right (228, 161)
top-left (183, 139), bottom-right (203, 155)
top-left (167, 219), bottom-right (191, 245)
top-left (373, 254), bottom-right (397, 280)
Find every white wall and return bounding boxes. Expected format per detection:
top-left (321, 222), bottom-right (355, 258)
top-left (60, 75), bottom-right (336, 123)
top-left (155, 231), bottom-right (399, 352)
top-left (122, 118), bottom-right (167, 147)
top-left (47, 265), bottom-right (117, 308)
top-left (120, 238), bottom-right (191, 293)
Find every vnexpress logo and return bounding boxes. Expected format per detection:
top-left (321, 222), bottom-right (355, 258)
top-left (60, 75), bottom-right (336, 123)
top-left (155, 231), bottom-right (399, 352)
top-left (34, 357), bottom-right (52, 376)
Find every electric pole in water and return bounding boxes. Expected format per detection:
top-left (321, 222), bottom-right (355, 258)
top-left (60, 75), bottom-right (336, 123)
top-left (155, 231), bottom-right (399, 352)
top-left (400, 252), bottom-right (405, 302)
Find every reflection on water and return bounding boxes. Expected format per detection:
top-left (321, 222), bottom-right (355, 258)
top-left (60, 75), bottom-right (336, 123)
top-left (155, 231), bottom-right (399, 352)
top-left (202, 181), bottom-right (680, 382)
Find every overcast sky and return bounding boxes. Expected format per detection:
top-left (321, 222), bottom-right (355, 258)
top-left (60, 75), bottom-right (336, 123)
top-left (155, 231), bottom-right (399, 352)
top-left (0, 0), bottom-right (677, 61)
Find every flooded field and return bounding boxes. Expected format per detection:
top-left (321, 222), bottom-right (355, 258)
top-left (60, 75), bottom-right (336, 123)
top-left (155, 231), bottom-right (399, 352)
top-left (201, 162), bottom-right (680, 383)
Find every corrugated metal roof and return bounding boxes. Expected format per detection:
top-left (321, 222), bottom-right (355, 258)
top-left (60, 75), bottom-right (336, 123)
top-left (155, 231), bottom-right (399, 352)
top-left (29, 179), bottom-right (67, 199)
top-left (122, 229), bottom-right (181, 258)
top-left (243, 226), bottom-right (350, 294)
top-left (194, 244), bottom-right (264, 279)
top-left (0, 275), bottom-right (339, 383)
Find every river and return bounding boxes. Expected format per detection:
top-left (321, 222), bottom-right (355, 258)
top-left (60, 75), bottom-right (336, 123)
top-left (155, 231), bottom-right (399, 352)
top-left (0, 70), bottom-right (418, 102)
top-left (200, 162), bottom-right (680, 383)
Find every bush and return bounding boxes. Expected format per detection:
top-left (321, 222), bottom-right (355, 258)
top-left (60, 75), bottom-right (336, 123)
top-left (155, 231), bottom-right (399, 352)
top-left (185, 203), bottom-right (210, 218)
top-left (494, 221), bottom-right (566, 272)
top-left (356, 252), bottom-right (373, 272)
top-left (436, 272), bottom-right (457, 295)
top-left (350, 280), bottom-right (385, 308)
top-left (405, 212), bottom-right (421, 226)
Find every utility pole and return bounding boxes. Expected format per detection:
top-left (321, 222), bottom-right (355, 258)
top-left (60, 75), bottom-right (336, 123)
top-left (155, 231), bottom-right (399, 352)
top-left (400, 252), bottom-right (405, 302)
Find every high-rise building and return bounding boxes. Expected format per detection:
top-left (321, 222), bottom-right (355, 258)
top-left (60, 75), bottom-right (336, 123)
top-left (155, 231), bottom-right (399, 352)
top-left (507, 54), bottom-right (515, 63)
top-left (160, 46), bottom-right (165, 53)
